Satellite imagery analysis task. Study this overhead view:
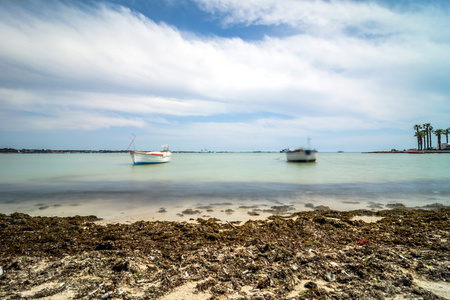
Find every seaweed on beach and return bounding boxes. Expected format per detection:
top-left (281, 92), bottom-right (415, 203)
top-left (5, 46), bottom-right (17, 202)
top-left (0, 208), bottom-right (449, 299)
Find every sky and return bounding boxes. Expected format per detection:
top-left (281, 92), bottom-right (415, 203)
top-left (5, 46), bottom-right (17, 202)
top-left (1, 0), bottom-right (449, 152)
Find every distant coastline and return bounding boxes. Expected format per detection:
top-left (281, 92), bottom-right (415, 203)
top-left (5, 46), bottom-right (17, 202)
top-left (365, 149), bottom-right (450, 154)
top-left (0, 148), bottom-right (129, 154)
top-left (3, 147), bottom-right (450, 154)
top-left (0, 148), bottom-right (279, 154)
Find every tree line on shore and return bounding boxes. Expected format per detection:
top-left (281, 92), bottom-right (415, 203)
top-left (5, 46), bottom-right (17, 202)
top-left (0, 148), bottom-right (128, 154)
top-left (414, 124), bottom-right (450, 150)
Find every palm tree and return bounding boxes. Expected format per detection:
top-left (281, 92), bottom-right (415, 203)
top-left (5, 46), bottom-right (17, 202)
top-left (414, 131), bottom-right (425, 150)
top-left (423, 123), bottom-right (428, 149)
top-left (428, 125), bottom-right (433, 149)
top-left (413, 125), bottom-right (422, 150)
top-left (423, 123), bottom-right (430, 149)
top-left (434, 129), bottom-right (444, 150)
top-left (445, 128), bottom-right (450, 144)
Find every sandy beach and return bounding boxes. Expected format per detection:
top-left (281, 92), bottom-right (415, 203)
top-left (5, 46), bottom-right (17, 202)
top-left (0, 206), bottom-right (449, 299)
top-left (2, 195), bottom-right (445, 225)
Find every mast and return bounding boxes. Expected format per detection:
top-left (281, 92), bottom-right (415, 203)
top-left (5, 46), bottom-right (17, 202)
top-left (127, 134), bottom-right (136, 152)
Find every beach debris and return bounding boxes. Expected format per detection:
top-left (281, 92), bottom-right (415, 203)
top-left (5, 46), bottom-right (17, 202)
top-left (386, 203), bottom-right (406, 209)
top-left (304, 203), bottom-right (331, 211)
top-left (95, 240), bottom-right (115, 250)
top-left (263, 205), bottom-right (295, 215)
top-left (256, 275), bottom-right (271, 289)
top-left (342, 201), bottom-right (361, 204)
top-left (181, 209), bottom-right (201, 215)
top-left (314, 205), bottom-right (331, 211)
top-left (324, 272), bottom-right (336, 282)
top-left (211, 202), bottom-right (233, 206)
top-left (239, 205), bottom-right (259, 209)
top-left (367, 202), bottom-right (384, 209)
top-left (0, 208), bottom-right (449, 299)
top-left (304, 281), bottom-right (317, 289)
top-left (158, 208), bottom-right (167, 213)
top-left (422, 203), bottom-right (445, 210)
top-left (197, 205), bottom-right (213, 209)
top-left (356, 239), bottom-right (370, 246)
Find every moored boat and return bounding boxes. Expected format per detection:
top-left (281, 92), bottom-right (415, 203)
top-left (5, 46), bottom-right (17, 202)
top-left (130, 147), bottom-right (172, 165)
top-left (127, 135), bottom-right (171, 164)
top-left (285, 138), bottom-right (318, 162)
top-left (285, 148), bottom-right (318, 162)
top-left (407, 151), bottom-right (425, 154)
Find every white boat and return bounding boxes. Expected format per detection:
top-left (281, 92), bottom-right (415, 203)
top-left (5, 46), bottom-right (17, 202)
top-left (285, 138), bottom-right (318, 162)
top-left (285, 148), bottom-right (318, 162)
top-left (127, 135), bottom-right (171, 164)
top-left (130, 146), bottom-right (172, 165)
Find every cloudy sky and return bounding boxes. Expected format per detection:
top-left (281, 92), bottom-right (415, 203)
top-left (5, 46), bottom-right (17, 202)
top-left (1, 0), bottom-right (449, 152)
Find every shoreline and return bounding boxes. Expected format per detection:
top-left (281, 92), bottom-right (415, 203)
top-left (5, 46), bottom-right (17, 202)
top-left (1, 207), bottom-right (449, 299)
top-left (365, 150), bottom-right (450, 154)
top-left (1, 199), bottom-right (447, 225)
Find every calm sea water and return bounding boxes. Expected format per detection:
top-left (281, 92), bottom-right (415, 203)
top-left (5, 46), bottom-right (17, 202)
top-left (0, 152), bottom-right (449, 219)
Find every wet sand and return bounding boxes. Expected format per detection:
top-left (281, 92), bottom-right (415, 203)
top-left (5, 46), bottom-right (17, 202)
top-left (1, 197), bottom-right (445, 225)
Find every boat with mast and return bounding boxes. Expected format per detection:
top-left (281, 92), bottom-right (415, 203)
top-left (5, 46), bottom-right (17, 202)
top-left (127, 135), bottom-right (172, 165)
top-left (285, 138), bottom-right (318, 162)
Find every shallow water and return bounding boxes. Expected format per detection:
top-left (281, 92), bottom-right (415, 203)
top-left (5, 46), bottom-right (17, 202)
top-left (0, 152), bottom-right (449, 221)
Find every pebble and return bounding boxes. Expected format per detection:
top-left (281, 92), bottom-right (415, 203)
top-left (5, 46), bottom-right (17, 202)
top-left (325, 273), bottom-right (336, 282)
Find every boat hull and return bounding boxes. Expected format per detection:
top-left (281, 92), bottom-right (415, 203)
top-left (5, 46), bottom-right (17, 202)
top-left (286, 149), bottom-right (318, 162)
top-left (130, 151), bottom-right (172, 164)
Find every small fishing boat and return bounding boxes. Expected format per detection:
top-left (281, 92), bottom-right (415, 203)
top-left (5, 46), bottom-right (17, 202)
top-left (407, 151), bottom-right (425, 154)
top-left (127, 135), bottom-right (172, 164)
top-left (130, 146), bottom-right (172, 165)
top-left (285, 148), bottom-right (318, 162)
top-left (285, 138), bottom-right (318, 162)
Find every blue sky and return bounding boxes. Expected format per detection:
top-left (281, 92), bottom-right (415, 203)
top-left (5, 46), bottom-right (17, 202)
top-left (1, 0), bottom-right (449, 152)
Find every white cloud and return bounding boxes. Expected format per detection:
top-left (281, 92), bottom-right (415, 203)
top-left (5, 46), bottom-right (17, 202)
top-left (194, 0), bottom-right (450, 40)
top-left (0, 0), bottom-right (449, 150)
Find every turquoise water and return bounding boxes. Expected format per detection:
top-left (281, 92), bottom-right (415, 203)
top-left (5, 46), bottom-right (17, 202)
top-left (0, 152), bottom-right (449, 218)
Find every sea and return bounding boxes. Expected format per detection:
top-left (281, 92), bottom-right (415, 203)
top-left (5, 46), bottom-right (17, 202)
top-left (0, 152), bottom-right (449, 222)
